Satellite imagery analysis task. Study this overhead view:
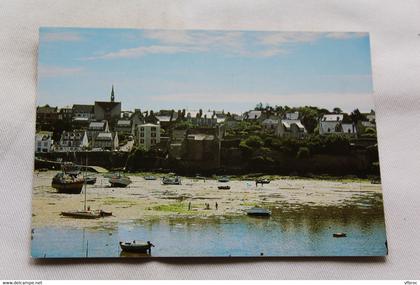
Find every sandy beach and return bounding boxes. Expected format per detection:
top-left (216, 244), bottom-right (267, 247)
top-left (31, 171), bottom-right (383, 230)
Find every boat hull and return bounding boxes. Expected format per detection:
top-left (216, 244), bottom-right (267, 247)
top-left (52, 181), bottom-right (84, 194)
top-left (119, 242), bottom-right (152, 253)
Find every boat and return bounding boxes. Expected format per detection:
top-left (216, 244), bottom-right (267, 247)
top-left (162, 176), bottom-right (182, 185)
top-left (60, 157), bottom-right (112, 219)
top-left (61, 209), bottom-right (112, 219)
top-left (218, 185), bottom-right (231, 190)
top-left (218, 176), bottom-right (230, 183)
top-left (51, 172), bottom-right (85, 194)
top-left (109, 174), bottom-right (132, 187)
top-left (119, 241), bottom-right (154, 254)
top-left (256, 178), bottom-right (271, 185)
top-left (144, 176), bottom-right (157, 180)
top-left (85, 176), bottom-right (97, 185)
top-left (245, 207), bottom-right (272, 217)
top-left (333, 232), bottom-right (347, 238)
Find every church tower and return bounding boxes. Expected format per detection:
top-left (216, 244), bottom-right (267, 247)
top-left (111, 85), bottom-right (115, 102)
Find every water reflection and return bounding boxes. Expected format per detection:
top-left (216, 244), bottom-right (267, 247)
top-left (32, 198), bottom-right (387, 257)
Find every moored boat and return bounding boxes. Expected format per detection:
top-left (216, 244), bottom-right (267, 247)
top-left (60, 209), bottom-right (112, 219)
top-left (109, 174), bottom-right (132, 187)
top-left (119, 241), bottom-right (155, 254)
top-left (218, 176), bottom-right (230, 183)
top-left (144, 176), bottom-right (157, 180)
top-left (85, 176), bottom-right (97, 185)
top-left (162, 176), bottom-right (182, 185)
top-left (218, 185), bottom-right (231, 190)
top-left (51, 172), bottom-right (85, 194)
top-left (245, 207), bottom-right (272, 217)
top-left (256, 178), bottom-right (270, 185)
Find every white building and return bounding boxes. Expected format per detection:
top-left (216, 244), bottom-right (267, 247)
top-left (276, 119), bottom-right (306, 139)
top-left (319, 114), bottom-right (357, 136)
top-left (57, 130), bottom-right (88, 152)
top-left (138, 123), bottom-right (161, 151)
top-left (35, 132), bottom-right (54, 153)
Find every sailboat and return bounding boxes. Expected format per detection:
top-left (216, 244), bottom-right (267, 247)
top-left (61, 157), bottom-right (112, 219)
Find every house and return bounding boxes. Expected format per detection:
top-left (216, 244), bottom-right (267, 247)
top-left (115, 120), bottom-right (132, 135)
top-left (92, 132), bottom-right (118, 150)
top-left (36, 105), bottom-right (59, 128)
top-left (262, 117), bottom-right (280, 131)
top-left (130, 109), bottom-right (145, 136)
top-left (276, 119), bottom-right (306, 139)
top-left (138, 123), bottom-right (161, 151)
top-left (319, 114), bottom-right (357, 137)
top-left (94, 86), bottom-right (122, 122)
top-left (243, 110), bottom-right (262, 121)
top-left (181, 128), bottom-right (221, 169)
top-left (285, 112), bottom-right (299, 120)
top-left (72, 104), bottom-right (94, 121)
top-left (58, 106), bottom-right (73, 122)
top-left (87, 120), bottom-right (109, 140)
top-left (35, 132), bottom-right (54, 153)
top-left (57, 130), bottom-right (89, 152)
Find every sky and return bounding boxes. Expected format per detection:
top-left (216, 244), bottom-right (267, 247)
top-left (37, 28), bottom-right (374, 113)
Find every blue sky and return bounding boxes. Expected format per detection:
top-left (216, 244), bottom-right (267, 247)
top-left (37, 28), bottom-right (374, 113)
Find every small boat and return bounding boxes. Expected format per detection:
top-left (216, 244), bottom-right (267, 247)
top-left (144, 176), bottom-right (157, 180)
top-left (218, 185), bottom-right (231, 190)
top-left (119, 241), bottom-right (155, 254)
top-left (60, 209), bottom-right (112, 219)
top-left (162, 176), bottom-right (182, 185)
top-left (256, 178), bottom-right (271, 185)
top-left (109, 174), bottom-right (132, 187)
top-left (245, 207), bottom-right (272, 217)
top-left (85, 176), bottom-right (97, 185)
top-left (333, 232), bottom-right (347, 238)
top-left (218, 176), bottom-right (230, 183)
top-left (52, 172), bottom-right (85, 194)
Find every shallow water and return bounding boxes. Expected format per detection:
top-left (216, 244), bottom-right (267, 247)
top-left (32, 203), bottom-right (387, 257)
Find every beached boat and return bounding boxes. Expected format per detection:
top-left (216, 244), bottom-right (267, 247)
top-left (245, 207), bottom-right (272, 217)
top-left (162, 176), bottom-right (182, 185)
top-left (144, 176), bottom-right (157, 180)
top-left (51, 172), bottom-right (85, 194)
top-left (85, 176), bottom-right (97, 185)
top-left (109, 174), bottom-right (132, 187)
top-left (256, 178), bottom-right (271, 185)
top-left (119, 241), bottom-right (154, 254)
top-left (60, 209), bottom-right (112, 219)
top-left (218, 176), bottom-right (230, 183)
top-left (218, 185), bottom-right (231, 190)
top-left (333, 232), bottom-right (347, 238)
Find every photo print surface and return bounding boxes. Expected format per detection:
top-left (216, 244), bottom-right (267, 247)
top-left (32, 28), bottom-right (387, 257)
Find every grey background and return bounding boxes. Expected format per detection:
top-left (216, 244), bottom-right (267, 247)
top-left (0, 0), bottom-right (419, 279)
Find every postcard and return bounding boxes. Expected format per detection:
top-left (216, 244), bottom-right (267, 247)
top-left (32, 28), bottom-right (387, 257)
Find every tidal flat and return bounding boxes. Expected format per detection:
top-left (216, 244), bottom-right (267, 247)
top-left (31, 171), bottom-right (387, 257)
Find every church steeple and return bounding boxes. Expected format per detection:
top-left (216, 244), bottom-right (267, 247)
top-left (111, 85), bottom-right (115, 102)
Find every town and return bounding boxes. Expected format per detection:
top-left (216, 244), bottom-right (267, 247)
top-left (35, 86), bottom-right (379, 177)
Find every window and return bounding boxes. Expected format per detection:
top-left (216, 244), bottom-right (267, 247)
top-left (151, 139), bottom-right (156, 144)
top-left (151, 133), bottom-right (156, 137)
top-left (151, 127), bottom-right (156, 131)
top-left (140, 127), bottom-right (144, 131)
top-left (327, 128), bottom-right (331, 132)
top-left (140, 139), bottom-right (144, 144)
top-left (140, 132), bottom-right (144, 137)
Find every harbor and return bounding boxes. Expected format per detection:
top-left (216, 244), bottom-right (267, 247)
top-left (31, 170), bottom-right (387, 257)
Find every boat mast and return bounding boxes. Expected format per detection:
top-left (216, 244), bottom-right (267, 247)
top-left (84, 156), bottom-right (87, 211)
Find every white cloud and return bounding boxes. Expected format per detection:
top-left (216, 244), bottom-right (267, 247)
top-left (38, 65), bottom-right (83, 77)
top-left (325, 32), bottom-right (368, 40)
top-left (150, 92), bottom-right (374, 112)
top-left (41, 32), bottom-right (82, 42)
top-left (82, 30), bottom-right (369, 60)
top-left (82, 45), bottom-right (206, 60)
